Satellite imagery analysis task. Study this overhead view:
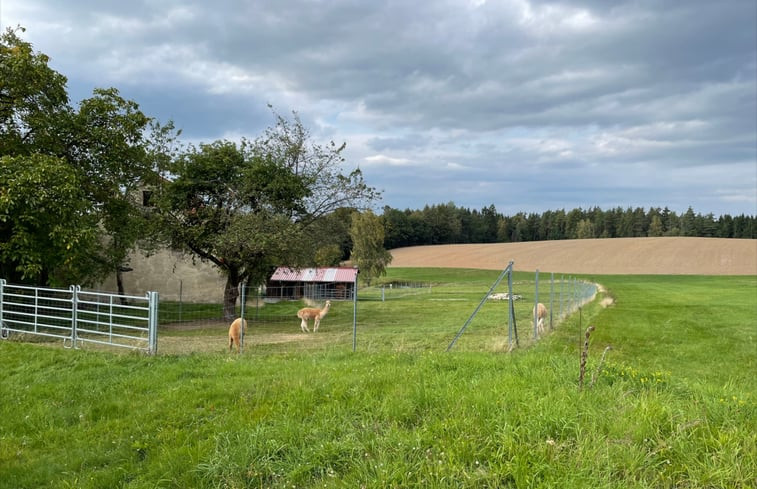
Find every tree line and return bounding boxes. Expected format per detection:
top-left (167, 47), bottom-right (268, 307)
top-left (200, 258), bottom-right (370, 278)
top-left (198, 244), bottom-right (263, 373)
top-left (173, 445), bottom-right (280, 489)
top-left (382, 203), bottom-right (756, 249)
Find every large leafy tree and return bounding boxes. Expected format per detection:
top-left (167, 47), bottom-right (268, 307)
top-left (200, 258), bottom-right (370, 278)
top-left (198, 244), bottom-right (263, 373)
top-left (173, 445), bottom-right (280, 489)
top-left (0, 27), bottom-right (170, 286)
top-left (0, 154), bottom-right (98, 284)
top-left (156, 112), bottom-right (379, 319)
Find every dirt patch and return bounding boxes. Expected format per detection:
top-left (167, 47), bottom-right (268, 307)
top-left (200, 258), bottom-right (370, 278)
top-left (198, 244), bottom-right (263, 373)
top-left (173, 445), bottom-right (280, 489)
top-left (161, 320), bottom-right (228, 331)
top-left (389, 237), bottom-right (757, 275)
top-left (157, 331), bottom-right (319, 354)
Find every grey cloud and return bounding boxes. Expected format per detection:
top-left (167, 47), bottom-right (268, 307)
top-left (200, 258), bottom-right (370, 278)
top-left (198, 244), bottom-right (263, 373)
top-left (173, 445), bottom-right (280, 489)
top-left (6, 0), bottom-right (755, 216)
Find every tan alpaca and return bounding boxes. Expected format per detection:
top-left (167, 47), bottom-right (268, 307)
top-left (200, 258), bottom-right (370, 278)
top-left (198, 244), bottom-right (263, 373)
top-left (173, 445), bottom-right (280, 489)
top-left (533, 302), bottom-right (547, 334)
top-left (296, 300), bottom-right (331, 332)
top-left (228, 317), bottom-right (247, 353)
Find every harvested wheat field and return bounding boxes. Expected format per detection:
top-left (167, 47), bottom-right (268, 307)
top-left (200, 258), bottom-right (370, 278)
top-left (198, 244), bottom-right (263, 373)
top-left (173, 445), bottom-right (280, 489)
top-left (389, 237), bottom-right (757, 275)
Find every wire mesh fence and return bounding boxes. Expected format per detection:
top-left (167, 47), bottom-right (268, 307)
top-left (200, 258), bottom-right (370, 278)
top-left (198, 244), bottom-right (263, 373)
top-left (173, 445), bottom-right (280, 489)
top-left (152, 269), bottom-right (597, 355)
top-left (1, 267), bottom-right (596, 355)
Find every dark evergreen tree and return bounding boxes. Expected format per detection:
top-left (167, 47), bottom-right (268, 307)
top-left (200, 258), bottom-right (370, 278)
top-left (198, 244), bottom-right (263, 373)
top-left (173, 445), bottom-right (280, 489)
top-left (379, 203), bottom-right (754, 247)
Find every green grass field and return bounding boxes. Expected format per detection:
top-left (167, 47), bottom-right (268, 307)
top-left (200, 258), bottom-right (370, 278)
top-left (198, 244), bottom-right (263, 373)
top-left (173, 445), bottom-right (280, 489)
top-left (1, 269), bottom-right (755, 488)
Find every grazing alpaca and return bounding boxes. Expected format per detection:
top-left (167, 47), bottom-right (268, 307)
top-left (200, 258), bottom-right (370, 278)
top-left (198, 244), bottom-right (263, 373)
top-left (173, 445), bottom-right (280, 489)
top-left (533, 302), bottom-right (548, 334)
top-left (228, 317), bottom-right (247, 353)
top-left (296, 300), bottom-right (331, 332)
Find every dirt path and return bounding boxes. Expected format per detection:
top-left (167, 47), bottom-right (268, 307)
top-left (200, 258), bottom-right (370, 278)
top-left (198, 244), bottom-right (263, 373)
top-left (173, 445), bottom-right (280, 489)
top-left (389, 237), bottom-right (756, 275)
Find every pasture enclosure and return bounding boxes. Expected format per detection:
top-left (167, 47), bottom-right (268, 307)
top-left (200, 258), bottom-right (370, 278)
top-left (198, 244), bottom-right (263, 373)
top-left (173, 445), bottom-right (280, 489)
top-left (155, 267), bottom-right (597, 355)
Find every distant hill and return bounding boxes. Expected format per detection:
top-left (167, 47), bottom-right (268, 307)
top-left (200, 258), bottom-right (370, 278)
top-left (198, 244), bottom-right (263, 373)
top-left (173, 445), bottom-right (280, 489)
top-left (389, 237), bottom-right (757, 275)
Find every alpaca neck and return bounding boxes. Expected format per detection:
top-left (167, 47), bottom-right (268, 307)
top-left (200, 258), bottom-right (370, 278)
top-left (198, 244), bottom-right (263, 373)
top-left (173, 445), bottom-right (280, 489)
top-left (319, 305), bottom-right (330, 319)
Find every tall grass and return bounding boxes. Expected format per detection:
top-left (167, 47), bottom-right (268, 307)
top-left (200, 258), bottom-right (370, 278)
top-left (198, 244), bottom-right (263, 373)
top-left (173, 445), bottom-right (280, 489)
top-left (1, 270), bottom-right (755, 488)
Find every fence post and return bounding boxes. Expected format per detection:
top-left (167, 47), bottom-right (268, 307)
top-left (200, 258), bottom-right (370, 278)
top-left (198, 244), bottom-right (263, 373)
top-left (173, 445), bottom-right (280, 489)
top-left (239, 283), bottom-right (247, 353)
top-left (352, 269), bottom-right (359, 352)
top-left (0, 279), bottom-right (5, 339)
top-left (148, 291), bottom-right (159, 355)
top-left (549, 272), bottom-right (554, 330)
top-left (70, 285), bottom-right (79, 349)
top-left (507, 264), bottom-right (515, 348)
top-left (533, 269), bottom-right (539, 339)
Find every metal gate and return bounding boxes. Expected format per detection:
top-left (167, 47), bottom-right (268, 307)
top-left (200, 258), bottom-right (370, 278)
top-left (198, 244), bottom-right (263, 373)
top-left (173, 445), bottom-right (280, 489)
top-left (0, 280), bottom-right (158, 354)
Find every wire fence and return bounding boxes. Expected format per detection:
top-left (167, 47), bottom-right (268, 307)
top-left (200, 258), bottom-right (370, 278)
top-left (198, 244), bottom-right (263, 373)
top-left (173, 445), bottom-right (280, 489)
top-left (151, 267), bottom-right (596, 355)
top-left (2, 267), bottom-right (596, 355)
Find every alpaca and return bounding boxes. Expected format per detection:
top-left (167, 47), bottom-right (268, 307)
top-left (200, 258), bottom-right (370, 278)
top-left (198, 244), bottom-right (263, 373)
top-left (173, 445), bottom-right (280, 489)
top-left (533, 302), bottom-right (548, 334)
top-left (228, 317), bottom-right (247, 353)
top-left (296, 300), bottom-right (331, 332)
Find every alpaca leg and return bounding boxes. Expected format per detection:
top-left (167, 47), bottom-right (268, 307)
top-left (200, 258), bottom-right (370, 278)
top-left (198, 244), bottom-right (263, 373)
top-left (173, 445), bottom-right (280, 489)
top-left (314, 317), bottom-right (320, 332)
top-left (300, 318), bottom-right (310, 332)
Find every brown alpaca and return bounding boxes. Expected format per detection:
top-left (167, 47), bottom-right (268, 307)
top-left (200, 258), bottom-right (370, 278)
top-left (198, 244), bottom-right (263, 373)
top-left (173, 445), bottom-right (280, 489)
top-left (296, 300), bottom-right (331, 332)
top-left (228, 317), bottom-right (247, 353)
top-left (533, 302), bottom-right (548, 334)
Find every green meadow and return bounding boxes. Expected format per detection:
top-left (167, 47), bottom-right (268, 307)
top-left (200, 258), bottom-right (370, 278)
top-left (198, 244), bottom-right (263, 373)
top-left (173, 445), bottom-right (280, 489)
top-left (1, 269), bottom-right (755, 488)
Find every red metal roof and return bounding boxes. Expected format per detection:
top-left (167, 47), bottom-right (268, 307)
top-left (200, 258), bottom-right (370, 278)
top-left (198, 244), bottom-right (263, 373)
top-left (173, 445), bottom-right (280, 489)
top-left (270, 267), bottom-right (358, 283)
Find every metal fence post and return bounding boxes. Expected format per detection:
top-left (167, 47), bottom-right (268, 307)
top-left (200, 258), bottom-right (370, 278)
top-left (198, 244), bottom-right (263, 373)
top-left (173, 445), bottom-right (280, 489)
top-left (507, 261), bottom-right (518, 350)
top-left (240, 283), bottom-right (246, 353)
top-left (549, 272), bottom-right (554, 330)
top-left (70, 285), bottom-right (79, 349)
top-left (0, 279), bottom-right (5, 339)
top-left (148, 291), bottom-right (159, 355)
top-left (507, 266), bottom-right (513, 346)
top-left (508, 264), bottom-right (519, 348)
top-left (352, 270), bottom-right (358, 352)
top-left (533, 269), bottom-right (539, 339)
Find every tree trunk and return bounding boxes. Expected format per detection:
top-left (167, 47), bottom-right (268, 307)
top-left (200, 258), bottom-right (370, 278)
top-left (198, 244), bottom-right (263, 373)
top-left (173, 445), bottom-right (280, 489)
top-left (223, 272), bottom-right (241, 321)
top-left (116, 269), bottom-right (128, 305)
top-left (116, 265), bottom-right (134, 305)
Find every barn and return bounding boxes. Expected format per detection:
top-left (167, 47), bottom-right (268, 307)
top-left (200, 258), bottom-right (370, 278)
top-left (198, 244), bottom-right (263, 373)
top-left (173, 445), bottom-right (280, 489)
top-left (266, 267), bottom-right (359, 301)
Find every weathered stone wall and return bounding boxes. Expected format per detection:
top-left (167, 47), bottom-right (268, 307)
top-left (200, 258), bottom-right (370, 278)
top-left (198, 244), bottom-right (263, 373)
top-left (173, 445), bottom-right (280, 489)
top-left (99, 249), bottom-right (226, 302)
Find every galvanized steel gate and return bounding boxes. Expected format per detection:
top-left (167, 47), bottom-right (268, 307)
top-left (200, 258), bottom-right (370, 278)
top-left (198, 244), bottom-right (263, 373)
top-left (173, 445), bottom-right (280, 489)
top-left (0, 279), bottom-right (158, 354)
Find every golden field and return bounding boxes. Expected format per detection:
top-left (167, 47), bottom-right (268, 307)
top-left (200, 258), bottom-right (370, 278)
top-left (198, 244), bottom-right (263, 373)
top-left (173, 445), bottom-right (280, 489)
top-left (389, 237), bottom-right (757, 275)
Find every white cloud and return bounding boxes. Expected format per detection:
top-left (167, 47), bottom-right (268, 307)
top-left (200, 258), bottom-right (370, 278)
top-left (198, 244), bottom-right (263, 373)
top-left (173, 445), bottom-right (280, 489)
top-left (363, 155), bottom-right (414, 167)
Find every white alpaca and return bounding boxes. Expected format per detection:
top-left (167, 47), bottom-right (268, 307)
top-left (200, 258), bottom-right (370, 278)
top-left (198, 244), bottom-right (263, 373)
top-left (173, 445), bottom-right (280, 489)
top-left (533, 302), bottom-right (548, 334)
top-left (296, 300), bottom-right (331, 332)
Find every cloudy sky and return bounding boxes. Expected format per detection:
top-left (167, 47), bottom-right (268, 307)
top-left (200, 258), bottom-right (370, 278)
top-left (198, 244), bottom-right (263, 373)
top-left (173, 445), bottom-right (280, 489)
top-left (4, 0), bottom-right (756, 216)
